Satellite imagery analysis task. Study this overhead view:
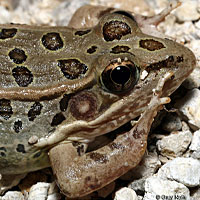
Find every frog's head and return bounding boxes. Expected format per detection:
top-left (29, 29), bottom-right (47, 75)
top-left (37, 11), bottom-right (196, 147)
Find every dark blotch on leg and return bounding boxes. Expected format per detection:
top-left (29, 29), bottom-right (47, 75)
top-left (59, 94), bottom-right (71, 112)
top-left (0, 99), bottom-right (13, 120)
top-left (28, 102), bottom-right (43, 121)
top-left (13, 120), bottom-right (22, 133)
top-left (89, 152), bottom-right (108, 164)
top-left (16, 144), bottom-right (26, 153)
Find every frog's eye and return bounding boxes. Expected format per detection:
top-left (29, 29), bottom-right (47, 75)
top-left (100, 60), bottom-right (140, 93)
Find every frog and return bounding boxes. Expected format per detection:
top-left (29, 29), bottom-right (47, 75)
top-left (0, 1), bottom-right (196, 198)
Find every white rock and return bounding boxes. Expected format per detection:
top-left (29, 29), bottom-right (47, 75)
top-left (183, 67), bottom-right (200, 89)
top-left (137, 196), bottom-right (143, 200)
top-left (28, 182), bottom-right (62, 200)
top-left (0, 191), bottom-right (24, 200)
top-left (156, 130), bottom-right (192, 158)
top-left (189, 130), bottom-right (200, 151)
top-left (144, 176), bottom-right (190, 200)
top-left (161, 113), bottom-right (182, 132)
top-left (175, 88), bottom-right (200, 129)
top-left (174, 1), bottom-right (200, 22)
top-left (158, 157), bottom-right (200, 187)
top-left (114, 187), bottom-right (138, 200)
top-left (128, 178), bottom-right (145, 193)
top-left (28, 182), bottom-right (50, 200)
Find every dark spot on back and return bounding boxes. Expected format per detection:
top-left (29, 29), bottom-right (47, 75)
top-left (12, 66), bottom-right (33, 87)
top-left (16, 144), bottom-right (26, 153)
top-left (103, 20), bottom-right (131, 41)
top-left (0, 28), bottom-right (17, 39)
top-left (87, 46), bottom-right (97, 54)
top-left (75, 29), bottom-right (91, 36)
top-left (9, 48), bottom-right (27, 64)
top-left (58, 59), bottom-right (88, 80)
top-left (28, 102), bottom-right (43, 121)
top-left (13, 120), bottom-right (22, 133)
top-left (111, 45), bottom-right (130, 54)
top-left (41, 32), bottom-right (63, 51)
top-left (0, 99), bottom-right (13, 120)
top-left (139, 39), bottom-right (165, 51)
top-left (51, 112), bottom-right (66, 126)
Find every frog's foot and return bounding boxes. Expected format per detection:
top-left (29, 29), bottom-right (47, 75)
top-left (135, 0), bottom-right (181, 37)
top-left (49, 72), bottom-right (173, 198)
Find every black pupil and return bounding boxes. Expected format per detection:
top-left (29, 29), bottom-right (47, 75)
top-left (111, 65), bottom-right (130, 85)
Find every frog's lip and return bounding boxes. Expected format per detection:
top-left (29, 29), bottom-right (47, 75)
top-left (36, 48), bottom-right (196, 148)
top-left (35, 94), bottom-right (150, 148)
top-left (35, 70), bottom-right (189, 148)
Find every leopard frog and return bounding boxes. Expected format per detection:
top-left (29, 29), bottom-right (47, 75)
top-left (0, 2), bottom-right (196, 198)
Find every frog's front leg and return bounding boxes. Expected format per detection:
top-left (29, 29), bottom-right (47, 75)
top-left (49, 72), bottom-right (173, 198)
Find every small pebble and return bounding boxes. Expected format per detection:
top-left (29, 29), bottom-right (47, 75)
top-left (144, 176), bottom-right (190, 200)
top-left (175, 89), bottom-right (200, 130)
top-left (161, 113), bottom-right (182, 132)
top-left (158, 157), bottom-right (200, 187)
top-left (157, 130), bottom-right (192, 158)
top-left (114, 187), bottom-right (138, 200)
top-left (0, 191), bottom-right (24, 200)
